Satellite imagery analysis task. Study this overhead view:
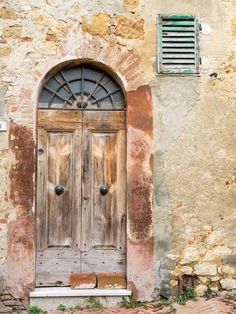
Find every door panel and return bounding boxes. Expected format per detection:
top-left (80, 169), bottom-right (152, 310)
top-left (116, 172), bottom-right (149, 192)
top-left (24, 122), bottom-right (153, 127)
top-left (92, 132), bottom-right (117, 248)
top-left (36, 110), bottom-right (82, 286)
top-left (81, 112), bottom-right (126, 273)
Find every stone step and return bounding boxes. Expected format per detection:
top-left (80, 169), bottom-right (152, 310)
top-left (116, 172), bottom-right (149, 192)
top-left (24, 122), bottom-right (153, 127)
top-left (30, 287), bottom-right (132, 311)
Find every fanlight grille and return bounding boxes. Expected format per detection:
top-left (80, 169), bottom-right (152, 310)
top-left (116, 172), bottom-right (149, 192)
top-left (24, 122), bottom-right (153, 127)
top-left (38, 64), bottom-right (126, 110)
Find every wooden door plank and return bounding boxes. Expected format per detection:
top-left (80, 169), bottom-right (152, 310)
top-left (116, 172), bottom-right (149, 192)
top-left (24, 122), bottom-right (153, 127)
top-left (83, 111), bottom-right (126, 128)
top-left (38, 248), bottom-right (80, 259)
top-left (37, 128), bottom-right (48, 251)
top-left (72, 129), bottom-right (82, 252)
top-left (47, 132), bottom-right (73, 247)
top-left (36, 258), bottom-right (80, 286)
top-left (81, 257), bottom-right (126, 273)
top-left (81, 127), bottom-right (91, 251)
top-left (38, 110), bottom-right (82, 129)
top-left (116, 130), bottom-right (127, 251)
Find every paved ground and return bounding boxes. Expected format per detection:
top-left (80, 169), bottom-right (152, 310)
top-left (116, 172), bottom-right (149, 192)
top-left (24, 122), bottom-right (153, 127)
top-left (174, 297), bottom-right (236, 314)
top-left (47, 296), bottom-right (236, 314)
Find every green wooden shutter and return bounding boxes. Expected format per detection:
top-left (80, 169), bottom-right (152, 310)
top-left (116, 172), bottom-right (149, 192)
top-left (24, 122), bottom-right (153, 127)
top-left (158, 15), bottom-right (200, 74)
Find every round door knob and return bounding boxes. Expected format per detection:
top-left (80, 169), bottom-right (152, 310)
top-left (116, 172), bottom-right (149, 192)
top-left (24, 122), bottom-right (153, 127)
top-left (100, 185), bottom-right (109, 196)
top-left (54, 185), bottom-right (64, 195)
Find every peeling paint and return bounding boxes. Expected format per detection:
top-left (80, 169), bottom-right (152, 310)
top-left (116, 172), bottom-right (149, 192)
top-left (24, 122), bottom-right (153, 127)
top-left (6, 213), bottom-right (35, 304)
top-left (8, 122), bottom-right (35, 212)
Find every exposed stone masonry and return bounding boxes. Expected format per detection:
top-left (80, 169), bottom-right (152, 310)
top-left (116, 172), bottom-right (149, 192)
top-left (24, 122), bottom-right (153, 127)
top-left (0, 290), bottom-right (26, 314)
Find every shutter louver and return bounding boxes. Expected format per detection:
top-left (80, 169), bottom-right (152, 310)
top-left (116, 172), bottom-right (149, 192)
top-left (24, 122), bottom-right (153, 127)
top-left (158, 15), bottom-right (199, 74)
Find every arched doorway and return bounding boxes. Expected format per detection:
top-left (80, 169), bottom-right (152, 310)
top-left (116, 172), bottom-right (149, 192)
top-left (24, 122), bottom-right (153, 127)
top-left (36, 62), bottom-right (127, 287)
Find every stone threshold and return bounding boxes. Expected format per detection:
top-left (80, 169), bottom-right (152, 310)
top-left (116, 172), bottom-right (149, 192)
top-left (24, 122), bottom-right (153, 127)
top-left (30, 287), bottom-right (132, 298)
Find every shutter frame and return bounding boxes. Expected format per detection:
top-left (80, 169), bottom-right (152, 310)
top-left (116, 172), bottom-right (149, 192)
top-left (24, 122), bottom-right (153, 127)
top-left (157, 14), bottom-right (200, 74)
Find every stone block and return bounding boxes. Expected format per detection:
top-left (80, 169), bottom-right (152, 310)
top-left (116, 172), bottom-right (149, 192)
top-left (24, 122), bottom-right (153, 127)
top-left (232, 17), bottom-right (236, 37)
top-left (194, 263), bottom-right (217, 276)
top-left (207, 231), bottom-right (226, 246)
top-left (179, 247), bottom-right (200, 265)
top-left (4, 26), bottom-right (22, 39)
top-left (210, 283), bottom-right (219, 292)
top-left (222, 254), bottom-right (236, 265)
top-left (115, 16), bottom-right (144, 39)
top-left (123, 0), bottom-right (139, 7)
top-left (3, 300), bottom-right (23, 306)
top-left (0, 302), bottom-right (12, 313)
top-left (198, 276), bottom-right (210, 284)
top-left (1, 295), bottom-right (12, 301)
top-left (220, 278), bottom-right (236, 290)
top-left (203, 246), bottom-right (231, 262)
top-left (70, 272), bottom-right (96, 289)
top-left (11, 305), bottom-right (25, 310)
top-left (218, 265), bottom-right (236, 276)
top-left (195, 284), bottom-right (208, 297)
top-left (82, 13), bottom-right (110, 38)
top-left (0, 48), bottom-right (12, 58)
top-left (0, 8), bottom-right (17, 20)
top-left (179, 265), bottom-right (193, 275)
top-left (97, 272), bottom-right (126, 289)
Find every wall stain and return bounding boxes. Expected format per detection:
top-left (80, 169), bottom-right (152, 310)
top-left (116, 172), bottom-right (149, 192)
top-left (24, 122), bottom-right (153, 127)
top-left (8, 122), bottom-right (35, 213)
top-left (127, 85), bottom-right (153, 240)
top-left (7, 213), bottom-right (35, 304)
top-left (127, 85), bottom-right (153, 138)
top-left (128, 175), bottom-right (152, 239)
top-left (6, 122), bottom-right (35, 303)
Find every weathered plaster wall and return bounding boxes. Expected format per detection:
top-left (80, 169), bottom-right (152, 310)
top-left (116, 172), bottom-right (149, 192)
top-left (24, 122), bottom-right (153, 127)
top-left (0, 0), bottom-right (235, 304)
top-left (149, 0), bottom-right (236, 297)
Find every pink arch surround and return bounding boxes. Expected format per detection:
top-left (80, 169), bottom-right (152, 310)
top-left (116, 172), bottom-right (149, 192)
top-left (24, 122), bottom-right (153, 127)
top-left (7, 36), bottom-right (155, 302)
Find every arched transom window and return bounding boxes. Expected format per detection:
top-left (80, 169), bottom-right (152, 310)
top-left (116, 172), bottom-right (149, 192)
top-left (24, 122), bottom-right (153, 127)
top-left (38, 64), bottom-right (126, 110)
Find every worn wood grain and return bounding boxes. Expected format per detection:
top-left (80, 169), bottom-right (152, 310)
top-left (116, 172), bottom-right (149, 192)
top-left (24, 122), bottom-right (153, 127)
top-left (81, 112), bottom-right (126, 271)
top-left (37, 128), bottom-right (48, 251)
top-left (37, 110), bottom-right (126, 286)
top-left (36, 258), bottom-right (80, 286)
top-left (38, 110), bottom-right (82, 129)
top-left (47, 132), bottom-right (73, 247)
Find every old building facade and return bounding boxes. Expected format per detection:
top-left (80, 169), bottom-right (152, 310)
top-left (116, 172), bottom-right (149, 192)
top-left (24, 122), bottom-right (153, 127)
top-left (0, 0), bottom-right (235, 310)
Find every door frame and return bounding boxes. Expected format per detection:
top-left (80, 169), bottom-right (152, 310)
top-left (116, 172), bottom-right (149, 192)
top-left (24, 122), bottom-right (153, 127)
top-left (34, 57), bottom-right (155, 300)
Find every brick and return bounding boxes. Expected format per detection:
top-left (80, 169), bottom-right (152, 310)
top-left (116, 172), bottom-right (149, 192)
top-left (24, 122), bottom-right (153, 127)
top-left (97, 272), bottom-right (126, 289)
top-left (70, 272), bottom-right (96, 289)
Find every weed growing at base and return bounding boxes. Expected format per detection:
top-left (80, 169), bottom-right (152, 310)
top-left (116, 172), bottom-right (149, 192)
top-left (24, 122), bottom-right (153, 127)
top-left (27, 305), bottom-right (43, 314)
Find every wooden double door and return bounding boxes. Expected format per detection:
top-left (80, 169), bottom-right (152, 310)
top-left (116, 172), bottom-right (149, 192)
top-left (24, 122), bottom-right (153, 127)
top-left (36, 110), bottom-right (126, 286)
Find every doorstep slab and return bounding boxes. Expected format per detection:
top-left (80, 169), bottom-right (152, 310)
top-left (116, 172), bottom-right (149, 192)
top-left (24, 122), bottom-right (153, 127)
top-left (30, 287), bottom-right (131, 297)
top-left (30, 287), bottom-right (132, 310)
